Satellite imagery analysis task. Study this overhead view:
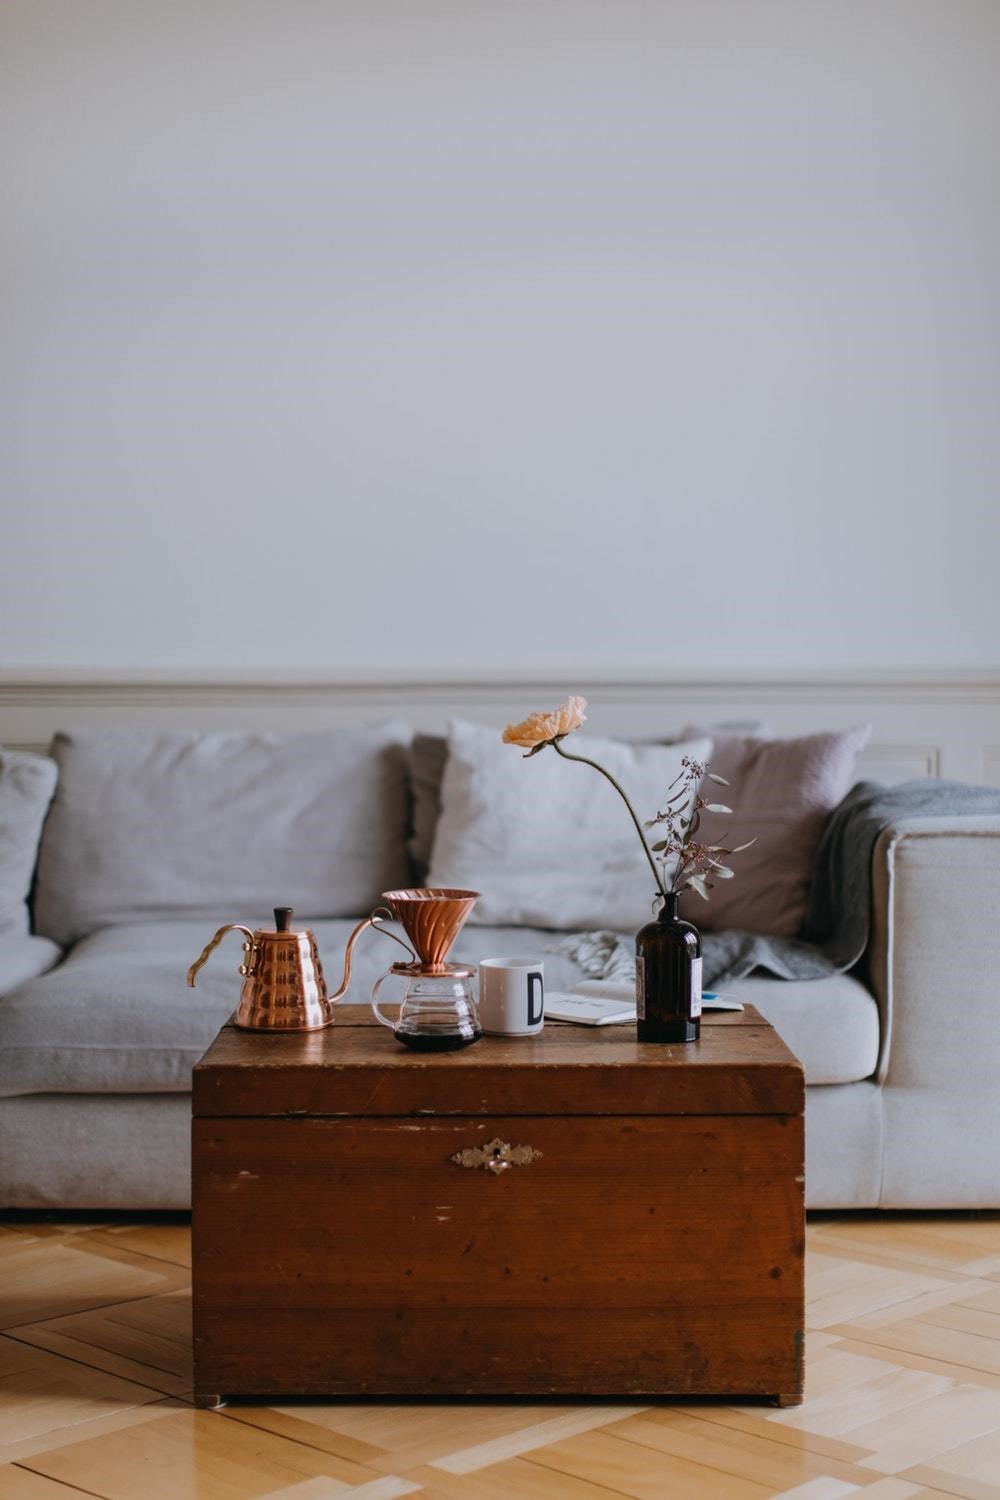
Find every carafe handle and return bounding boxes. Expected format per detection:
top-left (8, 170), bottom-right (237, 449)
top-left (187, 924), bottom-right (257, 988)
top-left (370, 969), bottom-right (398, 1030)
top-left (366, 907), bottom-right (418, 1029)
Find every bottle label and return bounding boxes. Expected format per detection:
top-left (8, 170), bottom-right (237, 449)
top-left (636, 957), bottom-right (645, 1019)
top-left (690, 956), bottom-right (703, 1018)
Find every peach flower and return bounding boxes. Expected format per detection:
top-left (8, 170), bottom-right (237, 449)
top-left (501, 695), bottom-right (588, 750)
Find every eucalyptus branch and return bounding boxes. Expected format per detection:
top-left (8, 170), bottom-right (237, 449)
top-left (669, 805), bottom-right (700, 893)
top-left (551, 738), bottom-right (668, 900)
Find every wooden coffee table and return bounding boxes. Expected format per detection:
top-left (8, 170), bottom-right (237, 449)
top-left (191, 1007), bottom-right (804, 1405)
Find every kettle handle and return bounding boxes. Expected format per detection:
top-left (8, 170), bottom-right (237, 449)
top-left (187, 924), bottom-right (257, 988)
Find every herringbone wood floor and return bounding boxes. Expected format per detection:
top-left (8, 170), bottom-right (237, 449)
top-left (3, 1215), bottom-right (1000, 1498)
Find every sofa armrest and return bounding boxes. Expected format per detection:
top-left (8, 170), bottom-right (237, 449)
top-left (869, 815), bottom-right (1000, 1086)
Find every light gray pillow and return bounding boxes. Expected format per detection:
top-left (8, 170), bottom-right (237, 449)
top-left (0, 748), bottom-right (58, 937)
top-left (34, 724), bottom-right (413, 947)
top-left (427, 719), bottom-right (712, 930)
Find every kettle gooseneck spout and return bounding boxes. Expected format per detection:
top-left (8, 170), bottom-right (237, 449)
top-left (327, 909), bottom-right (416, 1004)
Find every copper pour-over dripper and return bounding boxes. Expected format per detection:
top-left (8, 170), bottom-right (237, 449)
top-left (380, 888), bottom-right (479, 976)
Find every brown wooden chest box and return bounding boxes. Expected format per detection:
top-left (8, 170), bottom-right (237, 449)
top-left (191, 1008), bottom-right (804, 1404)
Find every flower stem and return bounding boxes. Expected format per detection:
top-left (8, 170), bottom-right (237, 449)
top-left (551, 739), bottom-right (668, 901)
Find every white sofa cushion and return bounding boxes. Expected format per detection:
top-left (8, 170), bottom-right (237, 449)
top-left (33, 725), bottom-right (413, 948)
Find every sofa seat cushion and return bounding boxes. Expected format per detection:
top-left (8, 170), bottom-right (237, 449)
top-left (0, 920), bottom-right (879, 1097)
top-left (724, 970), bottom-right (879, 1085)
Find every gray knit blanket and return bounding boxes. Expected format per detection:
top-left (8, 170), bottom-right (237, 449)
top-left (556, 779), bottom-right (1000, 989)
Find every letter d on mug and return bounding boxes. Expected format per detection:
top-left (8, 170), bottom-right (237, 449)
top-left (478, 958), bottom-right (544, 1037)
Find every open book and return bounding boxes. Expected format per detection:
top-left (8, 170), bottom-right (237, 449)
top-left (546, 979), bottom-right (744, 1027)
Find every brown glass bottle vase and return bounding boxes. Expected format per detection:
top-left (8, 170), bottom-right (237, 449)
top-left (635, 891), bottom-right (702, 1043)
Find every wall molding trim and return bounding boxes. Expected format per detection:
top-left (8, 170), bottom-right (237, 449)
top-left (2, 668), bottom-right (1000, 703)
top-left (2, 669), bottom-right (999, 786)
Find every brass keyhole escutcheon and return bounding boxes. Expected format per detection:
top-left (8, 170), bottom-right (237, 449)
top-left (450, 1138), bottom-right (543, 1173)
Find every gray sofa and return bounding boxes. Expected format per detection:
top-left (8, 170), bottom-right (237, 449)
top-left (2, 727), bottom-right (999, 1211)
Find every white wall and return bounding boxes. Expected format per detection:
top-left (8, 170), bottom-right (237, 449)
top-left (2, 1), bottom-right (999, 674)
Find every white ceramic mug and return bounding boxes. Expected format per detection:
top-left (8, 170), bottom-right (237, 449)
top-left (478, 958), bottom-right (545, 1036)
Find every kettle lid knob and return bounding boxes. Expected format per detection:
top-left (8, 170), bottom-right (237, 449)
top-left (273, 907), bottom-right (293, 932)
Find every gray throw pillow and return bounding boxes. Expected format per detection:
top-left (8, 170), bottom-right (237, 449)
top-left (679, 726), bottom-right (872, 937)
top-left (0, 749), bottom-right (59, 937)
top-left (34, 723), bottom-right (413, 947)
top-left (408, 732), bottom-right (450, 879)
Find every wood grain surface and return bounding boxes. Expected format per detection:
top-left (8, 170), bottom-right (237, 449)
top-left (193, 1007), bottom-right (804, 1118)
top-left (193, 1113), bottom-right (804, 1398)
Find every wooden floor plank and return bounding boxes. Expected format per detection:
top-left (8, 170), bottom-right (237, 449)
top-left (809, 1220), bottom-right (1000, 1277)
top-left (85, 1223), bottom-right (192, 1270)
top-left (526, 1426), bottom-right (775, 1498)
top-left (835, 1281), bottom-right (1000, 1332)
top-left (9, 1289), bottom-right (192, 1397)
top-left (598, 1409), bottom-right (876, 1490)
top-left (0, 1396), bottom-right (179, 1470)
top-left (406, 1455), bottom-right (631, 1498)
top-left (0, 1239), bottom-right (176, 1331)
top-left (900, 1423), bottom-right (1000, 1497)
top-left (847, 1383), bottom-right (1000, 1475)
top-left (768, 1362), bottom-right (954, 1438)
top-left (20, 1408), bottom-right (388, 1499)
top-left (0, 1333), bottom-right (164, 1464)
top-left (0, 1466), bottom-right (99, 1498)
top-left (826, 1336), bottom-right (1000, 1395)
top-left (219, 1405), bottom-right (392, 1467)
top-left (805, 1253), bottom-right (952, 1330)
top-left (830, 1318), bottom-right (1000, 1382)
top-left (427, 1407), bottom-right (646, 1475)
top-left (671, 1407), bottom-right (873, 1465)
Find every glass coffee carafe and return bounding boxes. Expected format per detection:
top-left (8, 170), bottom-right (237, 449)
top-left (370, 888), bottom-right (481, 1051)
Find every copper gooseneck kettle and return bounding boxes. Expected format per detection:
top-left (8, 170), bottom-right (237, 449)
top-left (186, 905), bottom-right (410, 1031)
top-left (186, 889), bottom-right (480, 1040)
